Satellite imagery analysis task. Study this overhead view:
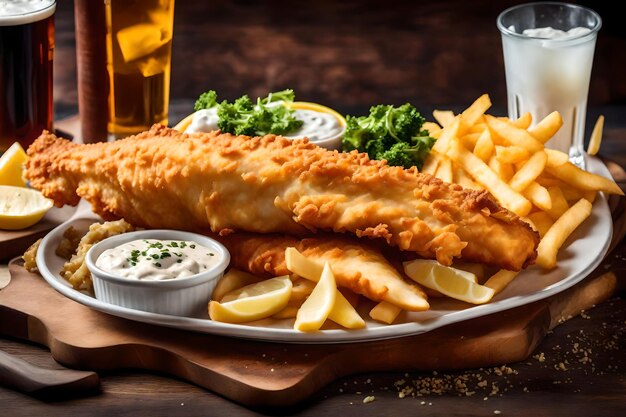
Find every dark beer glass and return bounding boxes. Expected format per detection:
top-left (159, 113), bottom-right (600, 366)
top-left (0, 0), bottom-right (55, 153)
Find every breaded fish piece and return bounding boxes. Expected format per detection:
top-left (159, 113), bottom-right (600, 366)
top-left (217, 233), bottom-right (429, 311)
top-left (25, 125), bottom-right (539, 270)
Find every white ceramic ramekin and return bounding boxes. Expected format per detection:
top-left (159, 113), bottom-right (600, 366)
top-left (85, 230), bottom-right (230, 317)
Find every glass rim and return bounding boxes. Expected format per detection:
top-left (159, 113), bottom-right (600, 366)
top-left (0, 0), bottom-right (56, 26)
top-left (497, 1), bottom-right (602, 43)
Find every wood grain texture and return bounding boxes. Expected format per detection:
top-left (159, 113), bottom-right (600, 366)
top-left (0, 349), bottom-right (99, 397)
top-left (0, 260), bottom-right (618, 407)
top-left (52, 0), bottom-right (626, 118)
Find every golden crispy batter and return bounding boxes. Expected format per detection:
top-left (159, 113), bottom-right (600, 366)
top-left (217, 233), bottom-right (429, 311)
top-left (25, 125), bottom-right (538, 270)
top-left (61, 219), bottom-right (135, 290)
top-left (22, 239), bottom-right (42, 272)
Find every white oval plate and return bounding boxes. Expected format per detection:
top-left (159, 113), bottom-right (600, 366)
top-left (36, 156), bottom-right (613, 344)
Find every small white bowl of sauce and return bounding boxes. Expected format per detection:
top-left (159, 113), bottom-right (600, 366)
top-left (85, 230), bottom-right (230, 317)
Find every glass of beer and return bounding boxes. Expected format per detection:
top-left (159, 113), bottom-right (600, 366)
top-left (105, 0), bottom-right (175, 139)
top-left (0, 0), bottom-right (55, 153)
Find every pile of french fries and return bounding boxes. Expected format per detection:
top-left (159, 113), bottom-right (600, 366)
top-left (422, 94), bottom-right (623, 270)
top-left (209, 94), bottom-right (623, 330)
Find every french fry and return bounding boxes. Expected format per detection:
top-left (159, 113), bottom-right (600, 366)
top-left (454, 165), bottom-right (481, 190)
top-left (460, 93), bottom-right (492, 132)
top-left (285, 248), bottom-right (365, 329)
top-left (546, 186), bottom-right (570, 221)
top-left (509, 151), bottom-right (547, 192)
top-left (285, 247), bottom-right (323, 281)
top-left (587, 115), bottom-right (604, 156)
top-left (423, 121), bottom-right (443, 137)
top-left (446, 141), bottom-right (532, 216)
top-left (473, 128), bottom-right (494, 162)
top-left (434, 157), bottom-right (453, 183)
top-left (526, 211), bottom-right (554, 237)
top-left (369, 301), bottom-right (402, 325)
top-left (272, 300), bottom-right (305, 319)
top-left (421, 152), bottom-right (441, 175)
top-left (469, 122), bottom-right (487, 134)
top-left (544, 148), bottom-right (570, 168)
top-left (212, 268), bottom-right (265, 302)
top-left (460, 132), bottom-right (481, 150)
top-left (489, 155), bottom-right (515, 183)
top-left (545, 161), bottom-right (624, 195)
top-left (289, 278), bottom-right (316, 302)
top-left (433, 110), bottom-right (455, 127)
top-left (484, 269), bottom-right (519, 295)
top-left (509, 112), bottom-right (532, 129)
top-left (485, 115), bottom-right (544, 153)
top-left (528, 111), bottom-right (563, 143)
top-left (432, 117), bottom-right (461, 154)
top-left (496, 145), bottom-right (531, 164)
top-left (522, 181), bottom-right (552, 211)
top-left (536, 199), bottom-right (593, 269)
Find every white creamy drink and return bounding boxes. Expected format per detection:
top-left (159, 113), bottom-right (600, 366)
top-left (501, 25), bottom-right (597, 153)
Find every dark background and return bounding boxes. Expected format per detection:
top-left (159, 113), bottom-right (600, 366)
top-left (54, 0), bottom-right (626, 120)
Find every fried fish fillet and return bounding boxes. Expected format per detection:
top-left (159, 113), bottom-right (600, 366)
top-left (25, 125), bottom-right (538, 270)
top-left (217, 233), bottom-right (429, 311)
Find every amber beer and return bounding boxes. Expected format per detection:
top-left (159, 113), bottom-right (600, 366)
top-left (0, 0), bottom-right (55, 153)
top-left (105, 0), bottom-right (175, 139)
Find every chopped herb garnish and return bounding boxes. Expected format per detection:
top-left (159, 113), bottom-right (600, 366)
top-left (170, 242), bottom-right (179, 248)
top-left (177, 259), bottom-right (182, 263)
top-left (151, 254), bottom-right (159, 259)
top-left (209, 253), bottom-right (214, 256)
top-left (154, 262), bottom-right (162, 267)
top-left (190, 244), bottom-right (196, 249)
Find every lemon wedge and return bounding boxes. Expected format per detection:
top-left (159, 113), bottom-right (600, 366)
top-left (0, 142), bottom-right (28, 187)
top-left (294, 262), bottom-right (337, 332)
top-left (208, 276), bottom-right (292, 323)
top-left (287, 101), bottom-right (347, 127)
top-left (0, 185), bottom-right (53, 230)
top-left (211, 268), bottom-right (266, 302)
top-left (403, 259), bottom-right (495, 305)
top-left (172, 112), bottom-right (195, 132)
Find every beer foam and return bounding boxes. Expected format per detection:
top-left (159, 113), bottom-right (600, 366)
top-left (0, 0), bottom-right (55, 26)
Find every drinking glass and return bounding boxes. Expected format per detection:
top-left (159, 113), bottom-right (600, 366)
top-left (497, 2), bottom-right (601, 168)
top-left (0, 0), bottom-right (55, 153)
top-left (104, 0), bottom-right (175, 140)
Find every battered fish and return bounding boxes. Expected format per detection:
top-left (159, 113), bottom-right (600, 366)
top-left (25, 125), bottom-right (538, 270)
top-left (217, 233), bottom-right (429, 311)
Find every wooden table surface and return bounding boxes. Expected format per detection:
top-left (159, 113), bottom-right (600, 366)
top-left (2, 103), bottom-right (626, 416)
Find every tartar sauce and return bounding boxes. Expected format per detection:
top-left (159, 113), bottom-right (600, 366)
top-left (96, 239), bottom-right (220, 281)
top-left (184, 103), bottom-right (344, 144)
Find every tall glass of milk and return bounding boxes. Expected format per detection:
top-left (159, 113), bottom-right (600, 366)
top-left (497, 2), bottom-right (602, 169)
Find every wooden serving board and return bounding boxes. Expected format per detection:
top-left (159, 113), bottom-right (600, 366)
top-left (0, 260), bottom-right (620, 407)
top-left (0, 206), bottom-right (77, 262)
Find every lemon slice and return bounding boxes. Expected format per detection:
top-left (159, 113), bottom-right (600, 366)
top-left (173, 112), bottom-right (195, 132)
top-left (0, 142), bottom-right (28, 187)
top-left (211, 268), bottom-right (265, 302)
top-left (287, 101), bottom-right (347, 127)
top-left (208, 276), bottom-right (292, 323)
top-left (0, 185), bottom-right (53, 230)
top-left (403, 259), bottom-right (495, 304)
top-left (294, 262), bottom-right (337, 332)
